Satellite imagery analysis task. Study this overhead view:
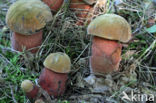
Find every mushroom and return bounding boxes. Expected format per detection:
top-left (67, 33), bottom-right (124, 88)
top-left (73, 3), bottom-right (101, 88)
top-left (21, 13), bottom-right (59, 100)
top-left (87, 14), bottom-right (131, 74)
top-left (21, 80), bottom-right (39, 99)
top-left (39, 52), bottom-right (71, 97)
top-left (6, 0), bottom-right (52, 53)
top-left (42, 0), bottom-right (64, 12)
top-left (70, 0), bottom-right (93, 25)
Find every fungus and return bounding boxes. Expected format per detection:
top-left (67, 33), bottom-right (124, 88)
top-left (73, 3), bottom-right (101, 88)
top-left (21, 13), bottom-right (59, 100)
top-left (70, 0), bottom-right (93, 25)
top-left (39, 52), bottom-right (71, 97)
top-left (87, 14), bottom-right (131, 74)
top-left (42, 0), bottom-right (64, 12)
top-left (6, 0), bottom-right (52, 53)
top-left (21, 80), bottom-right (39, 99)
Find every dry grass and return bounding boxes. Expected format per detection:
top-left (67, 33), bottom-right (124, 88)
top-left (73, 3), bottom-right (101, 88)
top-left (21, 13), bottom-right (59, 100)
top-left (0, 0), bottom-right (156, 103)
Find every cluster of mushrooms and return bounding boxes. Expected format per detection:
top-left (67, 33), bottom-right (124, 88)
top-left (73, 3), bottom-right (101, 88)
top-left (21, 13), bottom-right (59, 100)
top-left (6, 0), bottom-right (131, 102)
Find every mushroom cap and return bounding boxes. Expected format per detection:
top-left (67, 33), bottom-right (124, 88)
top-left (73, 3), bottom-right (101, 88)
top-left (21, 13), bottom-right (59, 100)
top-left (44, 52), bottom-right (71, 73)
top-left (21, 80), bottom-right (33, 93)
top-left (6, 0), bottom-right (52, 35)
top-left (87, 14), bottom-right (131, 42)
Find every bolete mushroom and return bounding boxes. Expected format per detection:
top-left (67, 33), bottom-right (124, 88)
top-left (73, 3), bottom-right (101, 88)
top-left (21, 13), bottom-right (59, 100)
top-left (87, 14), bottom-right (131, 74)
top-left (70, 0), bottom-right (93, 25)
top-left (39, 52), bottom-right (71, 97)
top-left (21, 80), bottom-right (39, 99)
top-left (42, 0), bottom-right (64, 12)
top-left (6, 0), bottom-right (52, 53)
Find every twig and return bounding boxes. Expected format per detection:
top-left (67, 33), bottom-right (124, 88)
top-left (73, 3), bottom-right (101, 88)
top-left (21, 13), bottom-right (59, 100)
top-left (9, 84), bottom-right (18, 103)
top-left (129, 39), bottom-right (156, 73)
top-left (73, 43), bottom-right (89, 64)
top-left (0, 45), bottom-right (21, 54)
top-left (137, 39), bottom-right (156, 62)
top-left (0, 54), bottom-right (15, 67)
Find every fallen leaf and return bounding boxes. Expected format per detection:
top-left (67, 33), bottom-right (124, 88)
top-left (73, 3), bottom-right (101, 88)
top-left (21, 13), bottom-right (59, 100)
top-left (146, 25), bottom-right (156, 33)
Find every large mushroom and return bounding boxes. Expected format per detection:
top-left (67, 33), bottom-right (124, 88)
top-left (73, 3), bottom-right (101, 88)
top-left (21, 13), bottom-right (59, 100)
top-left (87, 14), bottom-right (131, 74)
top-left (39, 52), bottom-right (71, 97)
top-left (21, 80), bottom-right (39, 99)
top-left (42, 0), bottom-right (64, 12)
top-left (6, 0), bottom-right (52, 53)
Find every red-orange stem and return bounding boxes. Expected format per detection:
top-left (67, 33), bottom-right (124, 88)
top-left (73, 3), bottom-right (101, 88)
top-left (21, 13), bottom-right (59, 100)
top-left (39, 68), bottom-right (68, 97)
top-left (42, 0), bottom-right (64, 12)
top-left (70, 0), bottom-right (92, 25)
top-left (91, 36), bottom-right (122, 74)
top-left (26, 85), bottom-right (39, 99)
top-left (11, 31), bottom-right (42, 53)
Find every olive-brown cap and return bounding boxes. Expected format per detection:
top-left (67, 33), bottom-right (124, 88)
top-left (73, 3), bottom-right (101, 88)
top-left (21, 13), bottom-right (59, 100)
top-left (21, 80), bottom-right (33, 93)
top-left (6, 0), bottom-right (52, 35)
top-left (44, 52), bottom-right (71, 73)
top-left (87, 14), bottom-right (131, 42)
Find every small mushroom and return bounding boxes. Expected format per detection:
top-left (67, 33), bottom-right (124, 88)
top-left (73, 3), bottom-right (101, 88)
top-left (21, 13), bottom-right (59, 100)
top-left (42, 0), bottom-right (64, 12)
top-left (87, 14), bottom-right (131, 74)
top-left (70, 0), bottom-right (93, 25)
top-left (21, 80), bottom-right (39, 99)
top-left (39, 52), bottom-right (71, 97)
top-left (6, 0), bottom-right (52, 53)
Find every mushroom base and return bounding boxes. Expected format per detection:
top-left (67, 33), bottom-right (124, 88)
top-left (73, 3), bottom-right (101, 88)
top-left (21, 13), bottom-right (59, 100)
top-left (39, 68), bottom-right (68, 97)
top-left (26, 85), bottom-right (39, 99)
top-left (70, 0), bottom-right (92, 25)
top-left (42, 0), bottom-right (64, 12)
top-left (11, 31), bottom-right (42, 53)
top-left (91, 36), bottom-right (122, 74)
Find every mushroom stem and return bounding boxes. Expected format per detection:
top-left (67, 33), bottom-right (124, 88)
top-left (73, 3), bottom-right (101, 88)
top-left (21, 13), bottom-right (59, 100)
top-left (26, 85), bottom-right (39, 99)
top-left (11, 31), bottom-right (42, 53)
top-left (42, 0), bottom-right (64, 12)
top-left (70, 0), bottom-right (92, 25)
top-left (39, 68), bottom-right (68, 97)
top-left (91, 36), bottom-right (122, 74)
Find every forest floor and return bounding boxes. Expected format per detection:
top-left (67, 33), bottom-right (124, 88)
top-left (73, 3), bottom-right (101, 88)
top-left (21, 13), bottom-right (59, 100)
top-left (0, 0), bottom-right (156, 103)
